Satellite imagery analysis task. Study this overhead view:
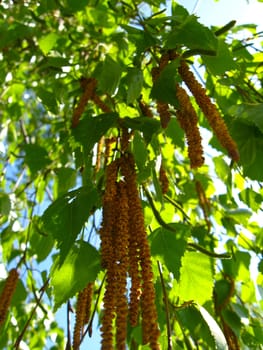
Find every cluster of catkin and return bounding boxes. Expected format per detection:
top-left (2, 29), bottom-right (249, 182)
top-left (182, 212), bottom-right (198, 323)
top-left (151, 50), bottom-right (239, 167)
top-left (0, 268), bottom-right (19, 327)
top-left (99, 152), bottom-right (160, 350)
top-left (177, 59), bottom-right (239, 164)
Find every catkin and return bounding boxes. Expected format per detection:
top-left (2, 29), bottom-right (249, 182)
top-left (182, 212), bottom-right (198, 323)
top-left (91, 93), bottom-right (112, 113)
top-left (73, 288), bottom-right (89, 350)
top-left (0, 268), bottom-right (19, 327)
top-left (114, 181), bottom-right (129, 350)
top-left (120, 155), bottom-right (142, 327)
top-left (159, 162), bottom-right (169, 194)
top-left (121, 154), bottom-right (160, 349)
top-left (176, 85), bottom-right (204, 168)
top-left (100, 162), bottom-right (119, 349)
top-left (71, 78), bottom-right (97, 128)
top-left (139, 99), bottom-right (153, 118)
top-left (100, 160), bottom-right (119, 269)
top-left (178, 60), bottom-right (239, 161)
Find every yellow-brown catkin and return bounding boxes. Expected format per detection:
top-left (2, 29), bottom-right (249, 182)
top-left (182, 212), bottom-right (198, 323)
top-left (71, 77), bottom-right (97, 128)
top-left (178, 60), bottom-right (239, 161)
top-left (101, 271), bottom-right (116, 350)
top-left (176, 85), bottom-right (204, 168)
top-left (100, 159), bottom-right (119, 350)
top-left (83, 282), bottom-right (94, 325)
top-left (91, 93), bottom-right (112, 113)
top-left (99, 160), bottom-right (119, 269)
top-left (120, 155), bottom-right (142, 327)
top-left (139, 99), bottom-right (153, 118)
top-left (73, 288), bottom-right (89, 350)
top-left (114, 181), bottom-right (129, 350)
top-left (120, 154), bottom-right (160, 349)
top-left (157, 101), bottom-right (171, 129)
top-left (0, 268), bottom-right (19, 327)
top-left (120, 127), bottom-right (130, 153)
top-left (159, 162), bottom-right (169, 195)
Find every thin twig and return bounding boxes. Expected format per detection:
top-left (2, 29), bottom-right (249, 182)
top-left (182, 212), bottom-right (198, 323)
top-left (157, 260), bottom-right (173, 350)
top-left (14, 278), bottom-right (50, 349)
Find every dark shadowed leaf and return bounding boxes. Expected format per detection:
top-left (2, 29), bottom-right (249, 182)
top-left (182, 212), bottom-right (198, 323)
top-left (41, 187), bottom-right (99, 262)
top-left (72, 113), bottom-right (118, 154)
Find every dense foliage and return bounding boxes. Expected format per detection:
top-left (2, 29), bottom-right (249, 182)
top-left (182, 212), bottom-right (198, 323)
top-left (0, 0), bottom-right (263, 349)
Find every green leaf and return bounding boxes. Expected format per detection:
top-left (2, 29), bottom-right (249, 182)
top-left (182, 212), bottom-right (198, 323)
top-left (238, 189), bottom-right (262, 211)
top-left (51, 241), bottom-right (101, 309)
top-left (166, 14), bottom-right (218, 52)
top-left (202, 39), bottom-right (237, 75)
top-left (178, 251), bottom-right (214, 304)
top-left (97, 56), bottom-right (122, 96)
top-left (229, 120), bottom-right (263, 181)
top-left (150, 225), bottom-right (189, 280)
top-left (54, 167), bottom-right (77, 197)
top-left (41, 187), bottom-right (99, 262)
top-left (177, 306), bottom-right (216, 348)
top-left (126, 68), bottom-right (144, 104)
top-left (36, 87), bottom-right (58, 114)
top-left (0, 193), bottom-right (11, 217)
top-left (122, 117), bottom-right (160, 143)
top-left (230, 103), bottom-right (263, 133)
top-left (38, 33), bottom-right (59, 55)
top-left (132, 131), bottom-right (148, 171)
top-left (65, 0), bottom-right (88, 12)
top-left (198, 305), bottom-right (228, 350)
top-left (30, 217), bottom-right (55, 262)
top-left (213, 156), bottom-right (230, 183)
top-left (225, 208), bottom-right (252, 224)
top-left (72, 113), bottom-right (118, 154)
top-left (151, 60), bottom-right (180, 105)
top-left (24, 144), bottom-right (51, 175)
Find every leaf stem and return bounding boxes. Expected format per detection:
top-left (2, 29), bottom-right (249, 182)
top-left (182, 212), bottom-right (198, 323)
top-left (157, 260), bottom-right (173, 350)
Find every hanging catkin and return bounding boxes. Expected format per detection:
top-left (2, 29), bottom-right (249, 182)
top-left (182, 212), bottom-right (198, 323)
top-left (176, 85), bottom-right (204, 168)
top-left (178, 60), bottom-right (239, 161)
top-left (114, 181), bottom-right (129, 350)
top-left (0, 268), bottom-right (19, 327)
top-left (71, 78), bottom-right (97, 128)
top-left (73, 288), bottom-right (88, 350)
top-left (120, 154), bottom-right (160, 349)
top-left (120, 155), bottom-right (142, 327)
top-left (100, 159), bottom-right (119, 350)
top-left (159, 161), bottom-right (169, 194)
top-left (139, 99), bottom-right (154, 118)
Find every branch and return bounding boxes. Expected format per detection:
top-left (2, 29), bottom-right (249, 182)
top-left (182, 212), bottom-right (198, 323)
top-left (14, 279), bottom-right (50, 349)
top-left (157, 260), bottom-right (173, 350)
top-left (187, 242), bottom-right (231, 259)
top-left (143, 187), bottom-right (177, 233)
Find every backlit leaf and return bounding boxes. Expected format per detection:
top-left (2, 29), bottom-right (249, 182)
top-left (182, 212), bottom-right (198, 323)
top-left (51, 241), bottom-right (101, 309)
top-left (178, 251), bottom-right (214, 305)
top-left (38, 33), bottom-right (58, 55)
top-left (150, 225), bottom-right (189, 280)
